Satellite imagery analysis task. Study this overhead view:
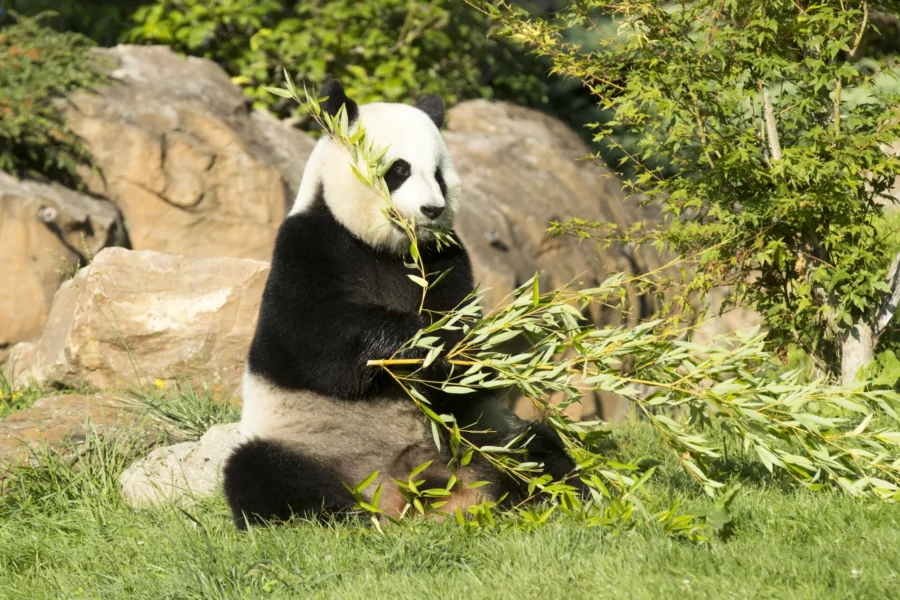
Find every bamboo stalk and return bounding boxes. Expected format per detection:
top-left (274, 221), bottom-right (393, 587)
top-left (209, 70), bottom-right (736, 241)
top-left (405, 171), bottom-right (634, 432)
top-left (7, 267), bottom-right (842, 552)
top-left (367, 358), bottom-right (478, 367)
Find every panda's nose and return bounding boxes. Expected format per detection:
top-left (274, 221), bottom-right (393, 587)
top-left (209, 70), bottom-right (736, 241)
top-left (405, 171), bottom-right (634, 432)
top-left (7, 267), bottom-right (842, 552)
top-left (420, 205), bottom-right (445, 220)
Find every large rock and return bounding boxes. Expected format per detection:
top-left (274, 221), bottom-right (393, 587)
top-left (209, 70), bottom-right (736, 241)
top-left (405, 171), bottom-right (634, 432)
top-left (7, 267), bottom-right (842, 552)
top-left (119, 422), bottom-right (242, 508)
top-left (0, 173), bottom-right (128, 348)
top-left (64, 46), bottom-right (656, 310)
top-left (446, 102), bottom-right (666, 421)
top-left (7, 247), bottom-right (268, 392)
top-left (65, 45), bottom-right (315, 261)
top-left (1, 45), bottom-right (310, 349)
top-left (0, 394), bottom-right (153, 471)
top-left (445, 100), bottom-right (664, 315)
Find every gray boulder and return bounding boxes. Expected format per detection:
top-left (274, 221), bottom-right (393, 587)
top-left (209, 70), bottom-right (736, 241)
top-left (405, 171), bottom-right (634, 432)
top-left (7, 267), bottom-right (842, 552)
top-left (119, 422), bottom-right (242, 508)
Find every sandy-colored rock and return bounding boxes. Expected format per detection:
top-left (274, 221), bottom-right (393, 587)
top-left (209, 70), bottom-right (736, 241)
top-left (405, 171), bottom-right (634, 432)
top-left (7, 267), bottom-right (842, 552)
top-left (0, 173), bottom-right (128, 347)
top-left (446, 100), bottom-right (664, 317)
top-left (0, 394), bottom-right (150, 470)
top-left (446, 101), bottom-right (669, 420)
top-left (119, 422), bottom-right (242, 507)
top-left (65, 45), bottom-right (316, 261)
top-left (7, 247), bottom-right (268, 392)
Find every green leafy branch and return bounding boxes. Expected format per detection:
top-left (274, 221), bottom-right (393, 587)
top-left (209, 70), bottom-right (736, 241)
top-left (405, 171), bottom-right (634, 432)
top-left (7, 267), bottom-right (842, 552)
top-left (378, 273), bottom-right (900, 501)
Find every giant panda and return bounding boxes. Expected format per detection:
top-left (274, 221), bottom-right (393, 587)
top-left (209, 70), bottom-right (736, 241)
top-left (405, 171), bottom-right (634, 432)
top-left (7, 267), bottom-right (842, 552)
top-left (222, 81), bottom-right (580, 528)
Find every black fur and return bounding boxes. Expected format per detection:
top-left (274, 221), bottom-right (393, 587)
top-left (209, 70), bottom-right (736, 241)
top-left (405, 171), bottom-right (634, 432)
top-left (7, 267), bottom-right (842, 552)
top-left (415, 94), bottom-right (445, 128)
top-left (384, 159), bottom-right (412, 193)
top-left (246, 189), bottom-right (471, 402)
top-left (223, 438), bottom-right (355, 529)
top-left (435, 166), bottom-right (447, 198)
top-left (319, 80), bottom-right (359, 125)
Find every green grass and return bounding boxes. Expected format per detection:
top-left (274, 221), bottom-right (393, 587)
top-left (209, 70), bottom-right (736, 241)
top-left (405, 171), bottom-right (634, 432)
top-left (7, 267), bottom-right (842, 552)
top-left (1, 418), bottom-right (898, 600)
top-left (0, 374), bottom-right (76, 420)
top-left (125, 381), bottom-right (242, 441)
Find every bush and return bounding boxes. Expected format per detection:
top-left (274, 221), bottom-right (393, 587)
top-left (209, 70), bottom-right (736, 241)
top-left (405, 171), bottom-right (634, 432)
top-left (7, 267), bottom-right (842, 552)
top-left (126, 0), bottom-right (551, 122)
top-left (0, 1), bottom-right (150, 46)
top-left (0, 13), bottom-right (104, 188)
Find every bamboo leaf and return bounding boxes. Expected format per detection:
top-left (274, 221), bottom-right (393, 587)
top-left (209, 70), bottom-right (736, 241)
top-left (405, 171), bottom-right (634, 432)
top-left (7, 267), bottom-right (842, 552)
top-left (409, 460), bottom-right (433, 479)
top-left (354, 471), bottom-right (380, 494)
top-left (264, 86), bottom-right (294, 98)
top-left (408, 275), bottom-right (429, 288)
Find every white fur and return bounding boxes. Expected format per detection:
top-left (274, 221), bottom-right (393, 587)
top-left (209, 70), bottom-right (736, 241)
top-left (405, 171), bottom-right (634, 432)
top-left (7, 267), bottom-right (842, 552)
top-left (239, 369), bottom-right (429, 493)
top-left (290, 102), bottom-right (462, 254)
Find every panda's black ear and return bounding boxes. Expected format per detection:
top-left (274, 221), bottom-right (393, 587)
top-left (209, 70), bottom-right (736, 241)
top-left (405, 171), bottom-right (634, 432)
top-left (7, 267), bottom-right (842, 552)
top-left (415, 94), bottom-right (445, 129)
top-left (319, 80), bottom-right (358, 124)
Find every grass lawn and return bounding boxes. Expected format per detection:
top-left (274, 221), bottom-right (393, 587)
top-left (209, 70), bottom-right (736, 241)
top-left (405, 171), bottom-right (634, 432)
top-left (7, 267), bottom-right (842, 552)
top-left (1, 406), bottom-right (899, 599)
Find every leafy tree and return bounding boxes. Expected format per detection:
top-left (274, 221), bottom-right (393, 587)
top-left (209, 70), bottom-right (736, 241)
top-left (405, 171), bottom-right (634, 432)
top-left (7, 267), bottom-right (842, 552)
top-left (125, 0), bottom-right (552, 122)
top-left (0, 12), bottom-right (105, 188)
top-left (468, 0), bottom-right (900, 384)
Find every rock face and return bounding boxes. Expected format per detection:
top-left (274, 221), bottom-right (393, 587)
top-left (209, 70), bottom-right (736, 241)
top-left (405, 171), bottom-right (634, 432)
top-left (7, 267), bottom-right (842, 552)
top-left (65, 45), bottom-right (315, 261)
top-left (445, 100), bottom-right (663, 316)
top-left (1, 45), bottom-right (308, 349)
top-left (119, 422), bottom-right (242, 508)
top-left (0, 394), bottom-right (148, 470)
top-left (445, 101), bottom-right (665, 421)
top-left (58, 43), bottom-right (655, 312)
top-left (7, 248), bottom-right (268, 392)
top-left (0, 173), bottom-right (128, 348)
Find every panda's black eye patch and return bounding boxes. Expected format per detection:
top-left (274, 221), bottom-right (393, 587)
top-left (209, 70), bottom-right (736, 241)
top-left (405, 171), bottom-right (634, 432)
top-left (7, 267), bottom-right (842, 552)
top-left (435, 166), bottom-right (447, 198)
top-left (384, 159), bottom-right (412, 192)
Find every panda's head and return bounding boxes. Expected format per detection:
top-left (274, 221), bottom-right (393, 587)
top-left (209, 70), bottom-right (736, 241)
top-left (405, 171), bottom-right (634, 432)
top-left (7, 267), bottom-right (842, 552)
top-left (290, 81), bottom-right (462, 254)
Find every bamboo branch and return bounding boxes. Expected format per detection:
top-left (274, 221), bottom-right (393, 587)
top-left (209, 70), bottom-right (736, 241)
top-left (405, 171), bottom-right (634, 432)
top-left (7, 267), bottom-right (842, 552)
top-left (763, 89), bottom-right (782, 162)
top-left (367, 358), bottom-right (472, 367)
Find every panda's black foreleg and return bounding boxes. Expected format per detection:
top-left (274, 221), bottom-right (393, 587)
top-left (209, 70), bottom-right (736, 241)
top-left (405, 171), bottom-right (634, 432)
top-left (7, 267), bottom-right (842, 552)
top-left (519, 421), bottom-right (583, 484)
top-left (222, 438), bottom-right (355, 529)
top-left (450, 400), bottom-right (584, 501)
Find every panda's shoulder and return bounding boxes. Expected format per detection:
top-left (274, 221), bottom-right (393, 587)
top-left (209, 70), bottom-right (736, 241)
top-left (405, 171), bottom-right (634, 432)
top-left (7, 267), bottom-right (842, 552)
top-left (272, 202), bottom-right (349, 266)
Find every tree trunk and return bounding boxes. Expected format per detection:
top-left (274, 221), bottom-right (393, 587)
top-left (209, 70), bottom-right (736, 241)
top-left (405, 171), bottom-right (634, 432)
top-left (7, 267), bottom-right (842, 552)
top-left (838, 251), bottom-right (900, 385)
top-left (841, 318), bottom-right (876, 386)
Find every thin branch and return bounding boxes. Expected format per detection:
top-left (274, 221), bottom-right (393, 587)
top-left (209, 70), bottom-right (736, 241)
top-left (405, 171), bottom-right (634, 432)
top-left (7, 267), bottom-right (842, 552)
top-left (763, 89), bottom-right (782, 162)
top-left (689, 91), bottom-right (716, 169)
top-left (834, 79), bottom-right (842, 134)
top-left (849, 2), bottom-right (869, 59)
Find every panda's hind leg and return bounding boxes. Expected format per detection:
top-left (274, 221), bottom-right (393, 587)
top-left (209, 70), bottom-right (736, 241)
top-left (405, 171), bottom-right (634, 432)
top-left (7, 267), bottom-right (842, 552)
top-left (458, 400), bottom-right (584, 501)
top-left (222, 438), bottom-right (355, 529)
